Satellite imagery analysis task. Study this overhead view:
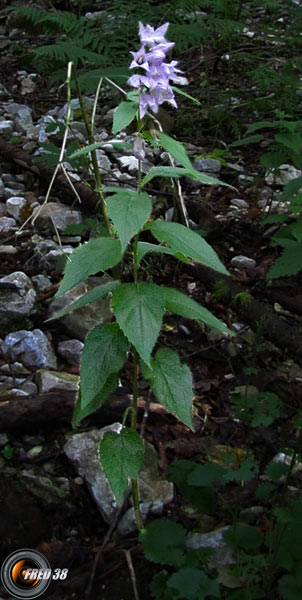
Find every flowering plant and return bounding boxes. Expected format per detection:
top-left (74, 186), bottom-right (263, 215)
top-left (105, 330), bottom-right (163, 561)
top-left (127, 22), bottom-right (182, 119)
top-left (50, 23), bottom-right (232, 529)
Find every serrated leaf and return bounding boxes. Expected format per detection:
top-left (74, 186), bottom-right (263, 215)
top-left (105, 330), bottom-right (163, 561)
top-left (280, 176), bottom-right (302, 201)
top-left (47, 280), bottom-right (120, 321)
top-left (139, 518), bottom-right (186, 566)
top-left (72, 373), bottom-right (118, 427)
top-left (107, 191), bottom-right (151, 251)
top-left (149, 221), bottom-right (229, 275)
top-left (163, 286), bottom-right (233, 335)
top-left (266, 245), bottom-right (302, 279)
top-left (142, 165), bottom-right (226, 187)
top-left (141, 348), bottom-right (193, 429)
top-left (56, 237), bottom-right (122, 297)
top-left (100, 428), bottom-right (144, 503)
top-left (167, 568), bottom-right (219, 600)
top-left (112, 101), bottom-right (137, 134)
top-left (111, 283), bottom-right (165, 366)
top-left (69, 142), bottom-right (106, 159)
top-left (80, 323), bottom-right (129, 409)
top-left (291, 220), bottom-right (302, 242)
top-left (260, 151), bottom-right (288, 169)
top-left (275, 132), bottom-right (302, 154)
top-left (229, 134), bottom-right (264, 148)
top-left (265, 459), bottom-right (290, 482)
top-left (159, 132), bottom-right (192, 169)
top-left (142, 165), bottom-right (190, 185)
top-left (137, 241), bottom-right (188, 265)
top-left (222, 458), bottom-right (258, 483)
top-left (246, 121), bottom-right (280, 134)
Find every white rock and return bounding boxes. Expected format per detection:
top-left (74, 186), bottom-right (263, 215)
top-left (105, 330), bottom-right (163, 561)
top-left (0, 120), bottom-right (14, 135)
top-left (265, 164), bottom-right (302, 186)
top-left (186, 527), bottom-right (234, 567)
top-left (0, 216), bottom-right (16, 233)
top-left (6, 196), bottom-right (28, 221)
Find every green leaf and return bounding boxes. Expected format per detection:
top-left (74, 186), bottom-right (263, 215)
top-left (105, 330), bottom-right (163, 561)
top-left (266, 245), bottom-right (302, 279)
top-left (223, 525), bottom-right (263, 551)
top-left (107, 191), bottom-right (151, 252)
top-left (111, 283), bottom-right (165, 367)
top-left (167, 460), bottom-right (216, 512)
top-left (137, 241), bottom-right (188, 265)
top-left (260, 151), bottom-right (287, 169)
top-left (172, 85), bottom-right (201, 105)
top-left (80, 323), bottom-right (129, 409)
top-left (142, 165), bottom-right (226, 187)
top-left (142, 165), bottom-right (190, 185)
top-left (100, 428), bottom-right (144, 503)
top-left (291, 220), bottom-right (302, 242)
top-left (47, 280), bottom-right (120, 321)
top-left (250, 391), bottom-right (281, 427)
top-left (229, 134), bottom-right (264, 148)
top-left (159, 132), bottom-right (192, 169)
top-left (187, 463), bottom-right (225, 486)
top-left (163, 287), bottom-right (233, 335)
top-left (139, 518), bottom-right (186, 566)
top-left (246, 121), bottom-right (280, 134)
top-left (141, 348), bottom-right (193, 429)
top-left (149, 221), bottom-right (229, 275)
top-left (222, 458), bottom-right (258, 483)
top-left (274, 500), bottom-right (302, 524)
top-left (56, 237), bottom-right (122, 297)
top-left (69, 142), bottom-right (106, 159)
top-left (167, 568), bottom-right (219, 600)
top-left (275, 132), bottom-right (302, 154)
top-left (280, 176), bottom-right (302, 201)
top-left (278, 573), bottom-right (302, 600)
top-left (112, 101), bottom-right (137, 134)
top-left (72, 373), bottom-right (118, 427)
top-left (265, 459), bottom-right (290, 482)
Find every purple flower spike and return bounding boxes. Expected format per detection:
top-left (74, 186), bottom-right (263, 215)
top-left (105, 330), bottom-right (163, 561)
top-left (138, 22), bottom-right (169, 44)
top-left (128, 22), bottom-right (182, 119)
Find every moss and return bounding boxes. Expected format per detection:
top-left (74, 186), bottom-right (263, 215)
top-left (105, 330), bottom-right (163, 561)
top-left (231, 292), bottom-right (252, 307)
top-left (212, 279), bottom-right (230, 302)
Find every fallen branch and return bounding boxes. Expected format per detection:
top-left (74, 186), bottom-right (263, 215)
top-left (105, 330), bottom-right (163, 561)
top-left (0, 136), bottom-right (98, 211)
top-left (0, 388), bottom-right (133, 432)
top-left (186, 262), bottom-right (302, 365)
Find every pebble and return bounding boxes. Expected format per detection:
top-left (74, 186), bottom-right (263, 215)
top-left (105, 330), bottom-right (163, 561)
top-left (6, 196), bottom-right (28, 221)
top-left (230, 255), bottom-right (256, 270)
top-left (0, 216), bottom-right (16, 233)
top-left (230, 198), bottom-right (249, 209)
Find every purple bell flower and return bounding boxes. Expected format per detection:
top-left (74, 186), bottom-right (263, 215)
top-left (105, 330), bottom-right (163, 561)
top-left (128, 22), bottom-right (182, 119)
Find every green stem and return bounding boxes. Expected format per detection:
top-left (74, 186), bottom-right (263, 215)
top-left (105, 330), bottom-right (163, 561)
top-left (131, 478), bottom-right (143, 530)
top-left (129, 118), bottom-right (144, 530)
top-left (72, 66), bottom-right (111, 234)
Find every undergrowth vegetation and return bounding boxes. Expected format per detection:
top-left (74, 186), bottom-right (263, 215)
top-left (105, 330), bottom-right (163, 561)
top-left (2, 1), bottom-right (302, 598)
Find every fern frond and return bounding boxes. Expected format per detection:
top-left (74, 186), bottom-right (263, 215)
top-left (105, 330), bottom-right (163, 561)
top-left (32, 42), bottom-right (106, 67)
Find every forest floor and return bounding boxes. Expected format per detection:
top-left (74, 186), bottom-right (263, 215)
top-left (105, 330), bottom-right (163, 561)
top-left (0, 5), bottom-right (302, 600)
